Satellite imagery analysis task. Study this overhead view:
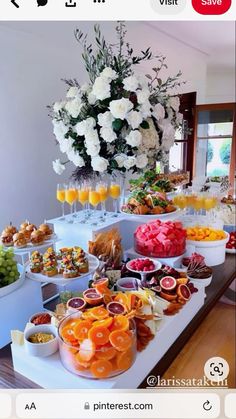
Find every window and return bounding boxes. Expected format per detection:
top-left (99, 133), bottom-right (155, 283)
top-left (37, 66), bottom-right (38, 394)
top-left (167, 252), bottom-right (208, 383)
top-left (195, 104), bottom-right (236, 185)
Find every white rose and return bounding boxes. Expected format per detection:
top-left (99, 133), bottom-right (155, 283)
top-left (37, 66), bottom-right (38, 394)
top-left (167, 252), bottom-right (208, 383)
top-left (67, 86), bottom-right (80, 98)
top-left (137, 89), bottom-right (150, 105)
top-left (80, 83), bottom-right (90, 94)
top-left (86, 143), bottom-right (100, 157)
top-left (67, 150), bottom-right (85, 167)
top-left (75, 117), bottom-right (96, 136)
top-left (85, 129), bottom-right (100, 145)
top-left (88, 92), bottom-right (97, 105)
top-left (92, 76), bottom-right (111, 101)
top-left (109, 98), bottom-right (133, 120)
top-left (123, 76), bottom-right (139, 92)
top-left (52, 159), bottom-right (65, 175)
top-left (98, 111), bottom-right (114, 128)
top-left (139, 118), bottom-right (160, 151)
top-left (53, 120), bottom-right (68, 143)
top-left (126, 111), bottom-right (143, 129)
top-left (139, 101), bottom-right (152, 118)
top-left (137, 74), bottom-right (149, 90)
top-left (136, 154), bottom-right (148, 169)
top-left (100, 127), bottom-right (117, 143)
top-left (100, 67), bottom-right (117, 81)
top-left (65, 98), bottom-right (82, 118)
top-left (53, 101), bottom-right (66, 113)
top-left (152, 103), bottom-right (165, 121)
top-left (114, 154), bottom-right (126, 168)
top-left (168, 96), bottom-right (180, 112)
top-left (123, 156), bottom-right (136, 170)
top-left (91, 156), bottom-right (109, 173)
top-left (126, 130), bottom-right (142, 147)
top-left (159, 118), bottom-right (176, 151)
top-left (59, 137), bottom-right (74, 154)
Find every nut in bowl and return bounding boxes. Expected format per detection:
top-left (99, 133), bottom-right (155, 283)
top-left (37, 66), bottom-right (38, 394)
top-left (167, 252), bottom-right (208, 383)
top-left (58, 312), bottom-right (137, 379)
top-left (24, 324), bottom-right (58, 357)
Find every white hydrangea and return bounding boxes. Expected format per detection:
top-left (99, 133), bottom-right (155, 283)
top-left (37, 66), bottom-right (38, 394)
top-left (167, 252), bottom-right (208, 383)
top-left (168, 96), bottom-right (180, 112)
top-left (53, 120), bottom-right (68, 143)
top-left (137, 89), bottom-right (150, 105)
top-left (136, 74), bottom-right (149, 90)
top-left (75, 117), bottom-right (96, 137)
top-left (53, 101), bottom-right (66, 113)
top-left (88, 92), bottom-right (97, 105)
top-left (109, 98), bottom-right (133, 120)
top-left (126, 111), bottom-right (143, 129)
top-left (91, 156), bottom-right (109, 173)
top-left (92, 76), bottom-right (111, 101)
top-left (65, 98), bottom-right (82, 118)
top-left (136, 154), bottom-right (149, 169)
top-left (66, 86), bottom-right (80, 98)
top-left (52, 159), bottom-right (65, 175)
top-left (59, 137), bottom-right (74, 154)
top-left (80, 83), bottom-right (90, 94)
top-left (84, 129), bottom-right (100, 145)
top-left (100, 67), bottom-right (117, 81)
top-left (114, 154), bottom-right (126, 168)
top-left (126, 130), bottom-right (142, 147)
top-left (100, 127), bottom-right (117, 143)
top-left (176, 112), bottom-right (183, 125)
top-left (123, 76), bottom-right (139, 92)
top-left (67, 150), bottom-right (85, 167)
top-left (85, 143), bottom-right (101, 157)
top-left (152, 103), bottom-right (165, 121)
top-left (139, 118), bottom-right (160, 151)
top-left (98, 111), bottom-right (114, 128)
top-left (139, 101), bottom-right (152, 118)
top-left (123, 156), bottom-right (136, 170)
top-left (158, 118), bottom-right (176, 151)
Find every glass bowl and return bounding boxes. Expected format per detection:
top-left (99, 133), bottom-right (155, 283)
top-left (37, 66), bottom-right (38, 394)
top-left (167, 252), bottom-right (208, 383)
top-left (58, 311), bottom-right (137, 379)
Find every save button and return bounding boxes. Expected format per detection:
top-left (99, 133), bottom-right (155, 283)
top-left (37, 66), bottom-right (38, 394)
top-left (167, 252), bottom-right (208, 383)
top-left (192, 0), bottom-right (231, 14)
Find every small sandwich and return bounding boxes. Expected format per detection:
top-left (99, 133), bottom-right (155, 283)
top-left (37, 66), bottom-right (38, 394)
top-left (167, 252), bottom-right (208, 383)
top-left (78, 258), bottom-right (89, 274)
top-left (43, 247), bottom-right (57, 263)
top-left (63, 263), bottom-right (79, 279)
top-left (57, 247), bottom-right (73, 260)
top-left (13, 232), bottom-right (27, 248)
top-left (25, 223), bottom-right (37, 235)
top-left (38, 223), bottom-right (53, 240)
top-left (20, 220), bottom-right (29, 230)
top-left (19, 228), bottom-right (31, 243)
top-left (30, 251), bottom-right (43, 273)
top-left (3, 225), bottom-right (18, 236)
top-left (31, 229), bottom-right (45, 246)
top-left (43, 260), bottom-right (58, 277)
top-left (1, 231), bottom-right (14, 247)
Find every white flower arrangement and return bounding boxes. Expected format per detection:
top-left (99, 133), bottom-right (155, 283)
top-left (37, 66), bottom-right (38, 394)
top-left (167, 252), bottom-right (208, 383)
top-left (50, 23), bottom-right (184, 177)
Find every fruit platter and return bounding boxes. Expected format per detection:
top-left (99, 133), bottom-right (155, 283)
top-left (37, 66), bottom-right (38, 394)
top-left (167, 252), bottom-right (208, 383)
top-left (129, 170), bottom-right (177, 194)
top-left (134, 220), bottom-right (186, 258)
top-left (0, 246), bottom-right (25, 298)
top-left (25, 246), bottom-right (99, 285)
top-left (226, 231), bottom-right (236, 254)
top-left (0, 221), bottom-right (57, 253)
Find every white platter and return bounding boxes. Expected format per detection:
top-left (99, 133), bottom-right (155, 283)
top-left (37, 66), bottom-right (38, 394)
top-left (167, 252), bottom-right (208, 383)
top-left (1, 234), bottom-right (59, 254)
top-left (25, 253), bottom-right (99, 285)
top-left (120, 208), bottom-right (181, 221)
top-left (226, 248), bottom-right (236, 254)
top-left (0, 264), bottom-right (25, 298)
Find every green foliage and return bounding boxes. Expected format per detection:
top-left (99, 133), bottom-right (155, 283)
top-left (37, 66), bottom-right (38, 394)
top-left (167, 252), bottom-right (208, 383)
top-left (220, 139), bottom-right (231, 164)
top-left (207, 141), bottom-right (213, 163)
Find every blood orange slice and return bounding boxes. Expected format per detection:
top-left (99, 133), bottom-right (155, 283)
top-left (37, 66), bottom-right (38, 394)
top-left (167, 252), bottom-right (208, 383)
top-left (176, 284), bottom-right (191, 301)
top-left (83, 289), bottom-right (103, 306)
top-left (90, 359), bottom-right (113, 378)
top-left (107, 301), bottom-right (126, 316)
top-left (92, 277), bottom-right (109, 288)
top-left (160, 276), bottom-right (177, 291)
top-left (66, 297), bottom-right (86, 311)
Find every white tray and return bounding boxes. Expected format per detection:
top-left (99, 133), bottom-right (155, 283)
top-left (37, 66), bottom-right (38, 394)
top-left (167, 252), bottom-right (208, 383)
top-left (0, 264), bottom-right (25, 298)
top-left (2, 234), bottom-right (59, 254)
top-left (120, 208), bottom-right (181, 221)
top-left (25, 253), bottom-right (99, 285)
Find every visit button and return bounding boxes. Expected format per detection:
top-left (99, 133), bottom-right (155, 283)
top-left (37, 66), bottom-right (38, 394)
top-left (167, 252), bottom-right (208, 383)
top-left (192, 0), bottom-right (231, 15)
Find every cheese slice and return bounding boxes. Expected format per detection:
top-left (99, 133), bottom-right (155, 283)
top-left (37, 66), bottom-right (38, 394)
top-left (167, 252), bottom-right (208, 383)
top-left (11, 330), bottom-right (24, 346)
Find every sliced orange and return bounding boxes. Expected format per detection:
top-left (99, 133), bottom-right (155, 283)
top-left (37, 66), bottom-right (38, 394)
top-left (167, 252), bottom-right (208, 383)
top-left (95, 344), bottom-right (117, 361)
top-left (93, 317), bottom-right (113, 329)
top-left (109, 330), bottom-right (132, 352)
top-left (78, 338), bottom-right (96, 362)
top-left (111, 315), bottom-right (129, 332)
top-left (116, 349), bottom-right (134, 371)
top-left (75, 352), bottom-right (92, 368)
top-left (88, 325), bottom-right (110, 346)
top-left (60, 325), bottom-right (78, 345)
top-left (91, 306), bottom-right (109, 320)
top-left (73, 320), bottom-right (93, 341)
top-left (92, 277), bottom-right (109, 288)
top-left (81, 310), bottom-right (95, 320)
top-left (103, 294), bottom-right (113, 305)
top-left (90, 359), bottom-right (113, 378)
top-left (114, 293), bottom-right (129, 308)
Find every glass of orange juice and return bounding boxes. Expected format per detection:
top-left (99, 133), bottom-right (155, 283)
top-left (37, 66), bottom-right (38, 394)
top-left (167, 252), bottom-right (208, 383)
top-left (89, 187), bottom-right (101, 226)
top-left (77, 181), bottom-right (90, 223)
top-left (57, 184), bottom-right (66, 220)
top-left (109, 179), bottom-right (121, 216)
top-left (97, 181), bottom-right (108, 221)
top-left (65, 183), bottom-right (77, 223)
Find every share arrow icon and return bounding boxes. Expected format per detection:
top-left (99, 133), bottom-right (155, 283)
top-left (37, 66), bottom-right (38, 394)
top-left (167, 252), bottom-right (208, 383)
top-left (11, 0), bottom-right (20, 7)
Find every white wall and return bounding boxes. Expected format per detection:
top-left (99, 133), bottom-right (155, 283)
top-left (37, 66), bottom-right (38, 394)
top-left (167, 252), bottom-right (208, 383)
top-left (0, 21), bottom-right (208, 230)
top-left (205, 70), bottom-right (236, 104)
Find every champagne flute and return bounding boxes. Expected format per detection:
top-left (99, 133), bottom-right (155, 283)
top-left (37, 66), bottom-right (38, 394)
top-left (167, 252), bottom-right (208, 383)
top-left (65, 183), bottom-right (77, 223)
top-left (97, 181), bottom-right (108, 222)
top-left (56, 184), bottom-right (66, 220)
top-left (89, 187), bottom-right (101, 226)
top-left (78, 181), bottom-right (90, 223)
top-left (109, 179), bottom-right (121, 217)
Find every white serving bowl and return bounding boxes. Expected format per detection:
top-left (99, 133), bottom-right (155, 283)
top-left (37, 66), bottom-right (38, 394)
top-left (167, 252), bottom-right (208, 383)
top-left (186, 232), bottom-right (229, 266)
top-left (116, 277), bottom-right (141, 292)
top-left (24, 324), bottom-right (58, 357)
top-left (187, 274), bottom-right (213, 288)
